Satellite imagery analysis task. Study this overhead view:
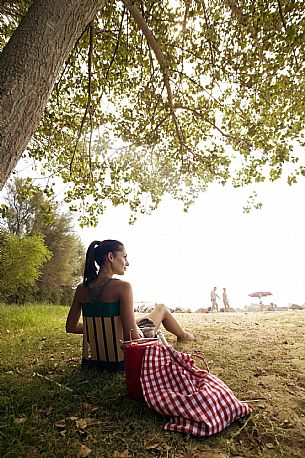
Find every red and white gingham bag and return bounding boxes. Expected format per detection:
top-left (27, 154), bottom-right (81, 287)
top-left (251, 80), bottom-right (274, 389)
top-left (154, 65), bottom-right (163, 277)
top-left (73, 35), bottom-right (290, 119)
top-left (140, 345), bottom-right (252, 437)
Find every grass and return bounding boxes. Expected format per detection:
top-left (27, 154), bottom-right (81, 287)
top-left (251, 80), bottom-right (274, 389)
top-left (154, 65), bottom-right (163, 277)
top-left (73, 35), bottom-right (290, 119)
top-left (0, 304), bottom-right (304, 457)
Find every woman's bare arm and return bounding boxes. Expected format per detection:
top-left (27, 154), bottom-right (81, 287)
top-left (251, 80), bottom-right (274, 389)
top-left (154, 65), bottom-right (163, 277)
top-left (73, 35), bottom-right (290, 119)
top-left (119, 281), bottom-right (141, 341)
top-left (66, 284), bottom-right (84, 334)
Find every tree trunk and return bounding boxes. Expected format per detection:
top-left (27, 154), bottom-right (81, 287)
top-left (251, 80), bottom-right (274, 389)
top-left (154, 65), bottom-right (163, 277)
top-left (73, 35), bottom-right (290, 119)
top-left (0, 0), bottom-right (105, 190)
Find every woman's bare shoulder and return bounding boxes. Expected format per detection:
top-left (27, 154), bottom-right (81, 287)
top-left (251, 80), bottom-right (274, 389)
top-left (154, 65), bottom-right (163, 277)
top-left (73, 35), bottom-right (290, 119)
top-left (111, 279), bottom-right (132, 291)
top-left (74, 283), bottom-right (86, 302)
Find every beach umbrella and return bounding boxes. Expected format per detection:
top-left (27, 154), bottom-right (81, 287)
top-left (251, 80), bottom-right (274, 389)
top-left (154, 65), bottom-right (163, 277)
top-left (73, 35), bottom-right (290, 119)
top-left (248, 291), bottom-right (273, 304)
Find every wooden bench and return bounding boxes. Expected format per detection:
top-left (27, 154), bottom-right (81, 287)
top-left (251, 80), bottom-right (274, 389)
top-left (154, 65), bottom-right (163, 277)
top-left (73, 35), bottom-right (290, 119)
top-left (81, 301), bottom-right (124, 371)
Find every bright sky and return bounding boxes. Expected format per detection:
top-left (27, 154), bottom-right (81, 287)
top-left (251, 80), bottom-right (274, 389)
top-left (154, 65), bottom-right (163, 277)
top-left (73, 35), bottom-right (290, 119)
top-left (76, 180), bottom-right (305, 310)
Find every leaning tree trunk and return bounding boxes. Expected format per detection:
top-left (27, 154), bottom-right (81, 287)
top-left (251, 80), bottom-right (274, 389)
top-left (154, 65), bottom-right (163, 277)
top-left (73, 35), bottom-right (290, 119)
top-left (0, 0), bottom-right (105, 190)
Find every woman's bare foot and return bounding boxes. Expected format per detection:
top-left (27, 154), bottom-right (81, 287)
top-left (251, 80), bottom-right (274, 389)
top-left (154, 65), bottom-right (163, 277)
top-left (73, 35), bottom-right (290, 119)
top-left (177, 331), bottom-right (196, 343)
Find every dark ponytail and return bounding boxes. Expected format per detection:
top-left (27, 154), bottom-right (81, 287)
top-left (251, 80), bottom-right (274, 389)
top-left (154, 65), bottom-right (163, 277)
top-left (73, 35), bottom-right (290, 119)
top-left (83, 241), bottom-right (100, 286)
top-left (83, 239), bottom-right (124, 286)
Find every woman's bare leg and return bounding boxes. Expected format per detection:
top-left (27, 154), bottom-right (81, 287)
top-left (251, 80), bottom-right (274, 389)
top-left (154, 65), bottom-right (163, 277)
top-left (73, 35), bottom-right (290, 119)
top-left (146, 304), bottom-right (195, 342)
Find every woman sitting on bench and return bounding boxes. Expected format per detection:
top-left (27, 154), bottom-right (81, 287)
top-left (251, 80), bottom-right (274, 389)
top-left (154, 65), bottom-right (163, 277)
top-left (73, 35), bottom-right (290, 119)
top-left (66, 240), bottom-right (195, 370)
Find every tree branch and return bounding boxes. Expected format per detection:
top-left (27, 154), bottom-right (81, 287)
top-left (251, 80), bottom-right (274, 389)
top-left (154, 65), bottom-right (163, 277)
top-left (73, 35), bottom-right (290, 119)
top-left (105, 5), bottom-right (125, 82)
top-left (202, 0), bottom-right (216, 72)
top-left (176, 105), bottom-right (230, 138)
top-left (224, 0), bottom-right (266, 63)
top-left (121, 0), bottom-right (184, 147)
top-left (87, 20), bottom-right (95, 176)
top-left (96, 5), bottom-right (125, 106)
top-left (54, 32), bottom-right (85, 106)
top-left (70, 20), bottom-right (95, 175)
top-left (276, 0), bottom-right (299, 70)
top-left (174, 104), bottom-right (251, 149)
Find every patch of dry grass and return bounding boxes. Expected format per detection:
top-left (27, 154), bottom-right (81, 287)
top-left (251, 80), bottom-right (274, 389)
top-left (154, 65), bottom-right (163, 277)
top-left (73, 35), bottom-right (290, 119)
top-left (0, 305), bottom-right (304, 457)
top-left (173, 311), bottom-right (305, 457)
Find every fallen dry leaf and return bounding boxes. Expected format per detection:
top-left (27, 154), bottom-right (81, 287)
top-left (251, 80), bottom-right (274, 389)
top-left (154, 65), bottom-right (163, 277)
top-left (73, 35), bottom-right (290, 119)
top-left (77, 444), bottom-right (92, 458)
top-left (55, 420), bottom-right (66, 429)
top-left (280, 420), bottom-right (293, 428)
top-left (266, 443), bottom-right (275, 449)
top-left (14, 417), bottom-right (26, 425)
top-left (113, 451), bottom-right (131, 458)
top-left (194, 451), bottom-right (229, 458)
top-left (146, 443), bottom-right (161, 450)
top-left (76, 419), bottom-right (88, 430)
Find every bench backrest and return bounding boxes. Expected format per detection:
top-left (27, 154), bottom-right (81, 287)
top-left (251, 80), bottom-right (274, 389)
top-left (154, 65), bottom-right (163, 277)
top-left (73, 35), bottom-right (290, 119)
top-left (81, 301), bottom-right (124, 371)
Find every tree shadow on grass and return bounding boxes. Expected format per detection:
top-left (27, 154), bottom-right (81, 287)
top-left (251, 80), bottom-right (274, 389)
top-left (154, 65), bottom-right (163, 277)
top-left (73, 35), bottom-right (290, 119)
top-left (0, 366), bottom-right (171, 458)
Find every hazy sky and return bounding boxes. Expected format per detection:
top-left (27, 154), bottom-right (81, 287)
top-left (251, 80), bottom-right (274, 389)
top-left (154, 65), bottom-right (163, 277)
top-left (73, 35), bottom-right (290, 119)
top-left (76, 179), bottom-right (305, 310)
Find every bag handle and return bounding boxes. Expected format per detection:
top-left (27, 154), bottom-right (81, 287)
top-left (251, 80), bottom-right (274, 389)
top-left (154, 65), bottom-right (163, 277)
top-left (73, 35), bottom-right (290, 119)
top-left (191, 351), bottom-right (210, 372)
top-left (163, 346), bottom-right (210, 377)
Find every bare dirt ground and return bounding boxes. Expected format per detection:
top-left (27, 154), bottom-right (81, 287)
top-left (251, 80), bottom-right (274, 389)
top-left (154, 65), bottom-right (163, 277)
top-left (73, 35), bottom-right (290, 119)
top-left (163, 310), bottom-right (305, 457)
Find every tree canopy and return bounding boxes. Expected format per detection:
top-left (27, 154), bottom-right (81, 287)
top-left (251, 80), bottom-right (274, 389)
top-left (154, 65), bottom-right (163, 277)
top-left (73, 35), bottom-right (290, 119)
top-left (0, 178), bottom-right (85, 303)
top-left (1, 0), bottom-right (304, 224)
top-left (0, 230), bottom-right (51, 303)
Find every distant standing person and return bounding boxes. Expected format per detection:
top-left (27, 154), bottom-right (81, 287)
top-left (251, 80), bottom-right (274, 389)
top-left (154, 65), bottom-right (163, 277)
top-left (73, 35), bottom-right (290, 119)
top-left (223, 287), bottom-right (230, 312)
top-left (211, 287), bottom-right (220, 312)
